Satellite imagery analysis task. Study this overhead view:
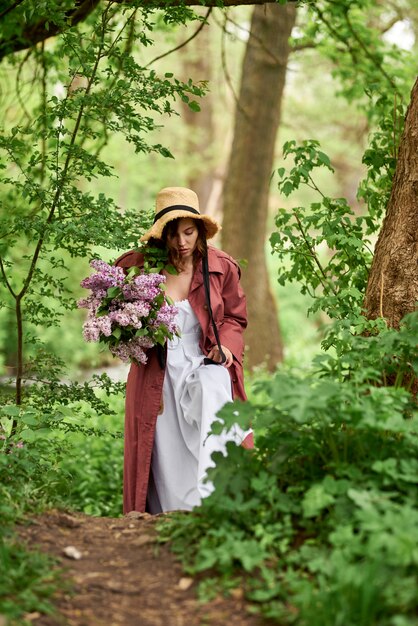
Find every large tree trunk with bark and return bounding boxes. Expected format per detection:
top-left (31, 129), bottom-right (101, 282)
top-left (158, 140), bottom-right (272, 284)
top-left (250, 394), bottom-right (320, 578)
top-left (364, 77), bottom-right (418, 325)
top-left (221, 3), bottom-right (296, 370)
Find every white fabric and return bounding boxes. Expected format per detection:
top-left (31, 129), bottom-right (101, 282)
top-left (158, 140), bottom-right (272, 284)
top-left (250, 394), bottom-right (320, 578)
top-left (147, 299), bottom-right (247, 513)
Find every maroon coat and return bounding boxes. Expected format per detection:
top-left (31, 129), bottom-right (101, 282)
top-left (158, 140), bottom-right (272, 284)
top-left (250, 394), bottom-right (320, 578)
top-left (115, 245), bottom-right (248, 513)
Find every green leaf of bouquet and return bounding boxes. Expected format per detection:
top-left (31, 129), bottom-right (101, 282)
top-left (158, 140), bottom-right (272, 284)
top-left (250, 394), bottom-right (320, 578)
top-left (165, 264), bottom-right (178, 275)
top-left (126, 266), bottom-right (141, 276)
top-left (107, 286), bottom-right (122, 299)
top-left (112, 327), bottom-right (122, 339)
top-left (135, 329), bottom-right (148, 337)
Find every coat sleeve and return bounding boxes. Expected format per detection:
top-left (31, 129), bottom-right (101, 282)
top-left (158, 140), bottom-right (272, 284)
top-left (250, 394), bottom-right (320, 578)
top-left (114, 250), bottom-right (144, 272)
top-left (218, 259), bottom-right (247, 364)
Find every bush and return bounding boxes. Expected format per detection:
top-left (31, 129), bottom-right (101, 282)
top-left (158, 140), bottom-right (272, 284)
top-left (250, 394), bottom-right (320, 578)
top-left (160, 314), bottom-right (418, 625)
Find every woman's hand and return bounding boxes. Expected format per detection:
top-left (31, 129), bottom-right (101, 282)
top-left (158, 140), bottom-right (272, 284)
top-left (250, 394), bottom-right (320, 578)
top-left (207, 344), bottom-right (233, 367)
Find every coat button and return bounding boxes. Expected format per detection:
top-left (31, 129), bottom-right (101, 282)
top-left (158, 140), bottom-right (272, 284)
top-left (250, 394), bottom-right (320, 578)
top-left (203, 304), bottom-right (208, 310)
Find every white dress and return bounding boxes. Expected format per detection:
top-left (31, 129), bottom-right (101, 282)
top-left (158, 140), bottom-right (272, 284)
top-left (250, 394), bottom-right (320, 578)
top-left (147, 299), bottom-right (247, 513)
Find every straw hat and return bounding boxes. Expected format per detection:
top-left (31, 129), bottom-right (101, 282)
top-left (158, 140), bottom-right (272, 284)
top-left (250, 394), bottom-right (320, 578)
top-left (140, 187), bottom-right (220, 242)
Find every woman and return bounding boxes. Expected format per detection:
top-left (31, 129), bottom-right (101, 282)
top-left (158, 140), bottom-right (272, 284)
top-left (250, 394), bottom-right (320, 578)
top-left (115, 187), bottom-right (253, 514)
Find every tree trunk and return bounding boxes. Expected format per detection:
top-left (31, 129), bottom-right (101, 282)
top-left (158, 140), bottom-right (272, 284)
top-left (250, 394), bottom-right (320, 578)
top-left (364, 76), bottom-right (418, 326)
top-left (221, 3), bottom-right (296, 370)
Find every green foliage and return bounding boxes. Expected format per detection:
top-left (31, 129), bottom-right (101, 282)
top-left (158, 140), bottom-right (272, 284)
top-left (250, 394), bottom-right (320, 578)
top-left (271, 138), bottom-right (384, 351)
top-left (58, 431), bottom-right (123, 516)
top-left (0, 376), bottom-right (124, 513)
top-left (0, 537), bottom-right (58, 623)
top-left (270, 1), bottom-right (412, 338)
top-left (160, 313), bottom-right (418, 625)
top-left (0, 426), bottom-right (68, 623)
top-left (0, 0), bottom-right (204, 522)
top-left (357, 91), bottom-right (405, 221)
top-left (269, 1), bottom-right (413, 357)
top-left (295, 0), bottom-right (414, 108)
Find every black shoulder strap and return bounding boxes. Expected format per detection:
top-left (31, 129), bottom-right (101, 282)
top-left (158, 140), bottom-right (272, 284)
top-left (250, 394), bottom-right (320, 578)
top-left (202, 253), bottom-right (226, 364)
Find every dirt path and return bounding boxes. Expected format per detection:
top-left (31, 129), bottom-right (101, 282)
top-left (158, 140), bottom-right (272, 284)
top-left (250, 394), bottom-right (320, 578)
top-left (17, 511), bottom-right (269, 626)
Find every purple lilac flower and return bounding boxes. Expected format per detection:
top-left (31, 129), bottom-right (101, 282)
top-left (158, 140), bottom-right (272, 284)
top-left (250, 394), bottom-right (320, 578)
top-left (110, 337), bottom-right (152, 365)
top-left (77, 289), bottom-right (107, 310)
top-left (109, 342), bottom-right (130, 362)
top-left (107, 301), bottom-right (150, 328)
top-left (82, 317), bottom-right (101, 342)
top-left (154, 303), bottom-right (179, 333)
top-left (80, 260), bottom-right (125, 293)
top-left (80, 259), bottom-right (179, 364)
top-left (136, 336), bottom-right (154, 350)
top-left (108, 311), bottom-right (131, 327)
top-left (96, 315), bottom-right (112, 337)
top-left (122, 273), bottom-right (165, 302)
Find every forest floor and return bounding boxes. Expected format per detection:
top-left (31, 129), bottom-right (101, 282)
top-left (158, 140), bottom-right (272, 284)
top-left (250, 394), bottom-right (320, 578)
top-left (17, 510), bottom-right (270, 626)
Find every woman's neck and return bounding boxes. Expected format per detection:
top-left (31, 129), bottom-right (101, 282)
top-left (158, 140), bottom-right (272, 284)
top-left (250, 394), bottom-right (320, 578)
top-left (179, 257), bottom-right (194, 274)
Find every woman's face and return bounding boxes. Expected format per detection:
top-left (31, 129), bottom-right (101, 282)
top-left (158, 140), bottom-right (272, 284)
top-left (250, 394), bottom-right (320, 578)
top-left (166, 218), bottom-right (199, 260)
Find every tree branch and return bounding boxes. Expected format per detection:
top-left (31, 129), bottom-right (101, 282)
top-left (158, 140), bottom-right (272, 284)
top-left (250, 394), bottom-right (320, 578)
top-left (343, 8), bottom-right (399, 94)
top-left (291, 40), bottom-right (316, 52)
top-left (0, 0), bottom-right (296, 61)
top-left (146, 7), bottom-right (212, 67)
top-left (0, 256), bottom-right (17, 298)
top-left (0, 0), bottom-right (101, 60)
top-left (0, 0), bottom-right (25, 21)
top-left (212, 10), bottom-right (246, 119)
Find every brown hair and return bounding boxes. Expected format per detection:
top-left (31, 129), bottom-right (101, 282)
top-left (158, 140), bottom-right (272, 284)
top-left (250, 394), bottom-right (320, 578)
top-left (161, 218), bottom-right (207, 272)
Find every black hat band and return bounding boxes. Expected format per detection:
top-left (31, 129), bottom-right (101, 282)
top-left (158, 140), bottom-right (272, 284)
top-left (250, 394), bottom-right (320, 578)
top-left (153, 205), bottom-right (200, 224)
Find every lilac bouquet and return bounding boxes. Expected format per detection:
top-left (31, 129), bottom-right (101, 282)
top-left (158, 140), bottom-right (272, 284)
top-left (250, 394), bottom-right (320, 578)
top-left (78, 259), bottom-right (179, 365)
